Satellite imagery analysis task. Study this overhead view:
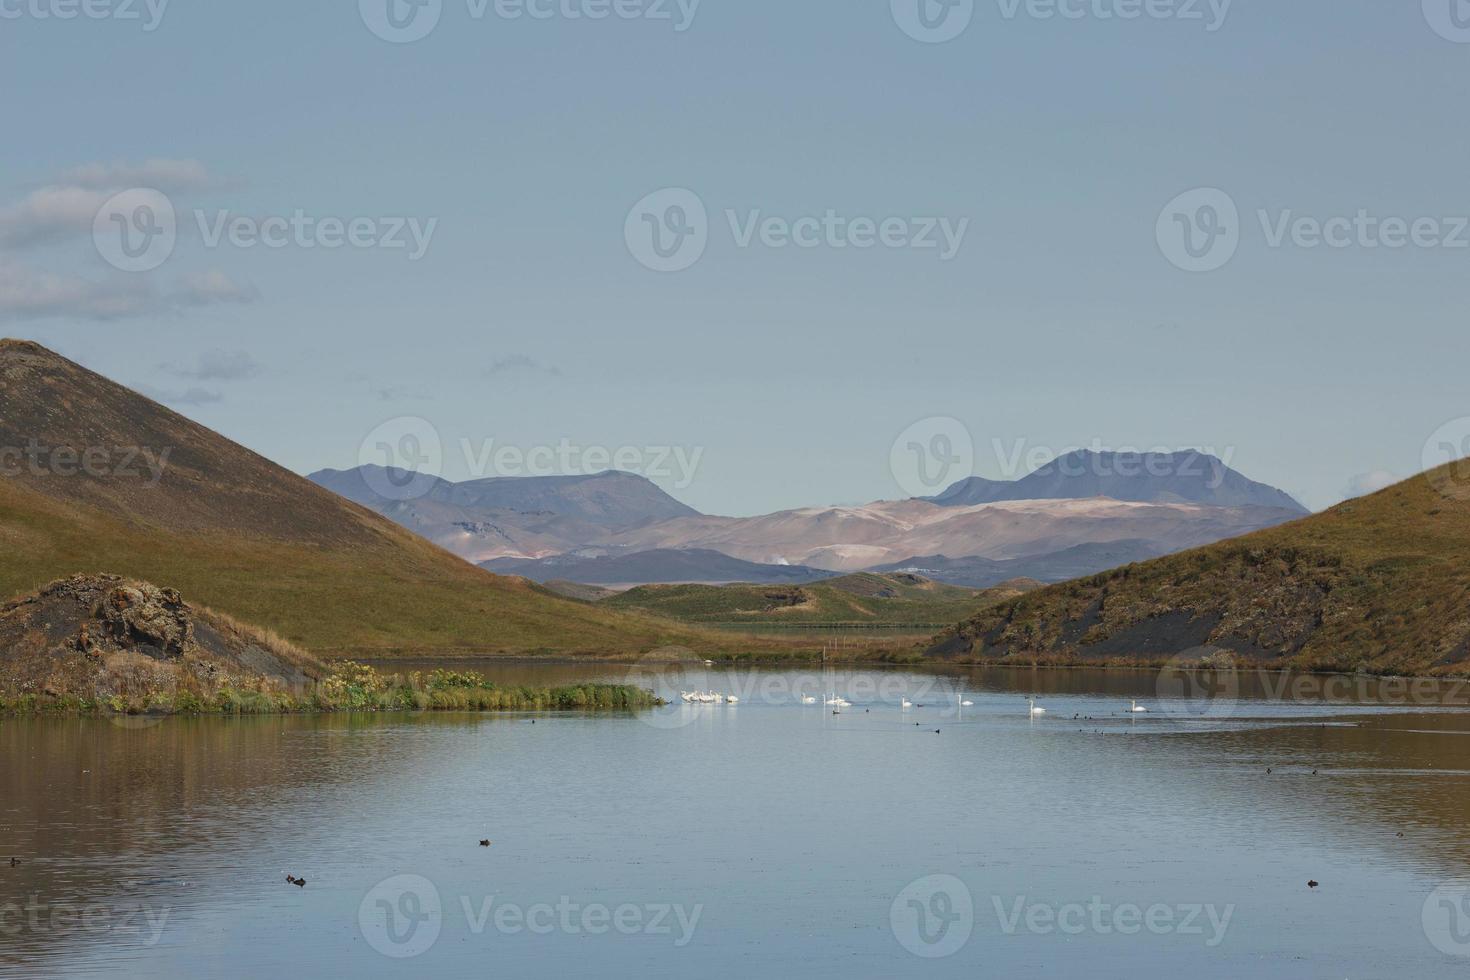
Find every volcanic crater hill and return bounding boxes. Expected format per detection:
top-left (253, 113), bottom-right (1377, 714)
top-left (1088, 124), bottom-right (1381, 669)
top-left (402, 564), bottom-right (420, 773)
top-left (925, 464), bottom-right (1470, 675)
top-left (0, 573), bottom-right (323, 699)
top-left (0, 339), bottom-right (708, 656)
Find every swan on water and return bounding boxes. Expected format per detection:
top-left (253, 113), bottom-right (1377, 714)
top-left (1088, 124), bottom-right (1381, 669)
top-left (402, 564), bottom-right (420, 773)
top-left (1028, 698), bottom-right (1047, 716)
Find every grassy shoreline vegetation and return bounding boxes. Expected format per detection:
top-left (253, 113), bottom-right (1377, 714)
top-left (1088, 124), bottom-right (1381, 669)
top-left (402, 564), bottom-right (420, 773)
top-left (0, 662), bottom-right (663, 717)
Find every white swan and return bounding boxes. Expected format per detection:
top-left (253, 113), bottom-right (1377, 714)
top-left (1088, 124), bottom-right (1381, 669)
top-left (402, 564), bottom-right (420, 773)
top-left (901, 698), bottom-right (913, 709)
top-left (1129, 700), bottom-right (1148, 713)
top-left (1028, 698), bottom-right (1047, 716)
top-left (959, 694), bottom-right (974, 707)
top-left (799, 693), bottom-right (817, 704)
top-left (726, 695), bottom-right (739, 704)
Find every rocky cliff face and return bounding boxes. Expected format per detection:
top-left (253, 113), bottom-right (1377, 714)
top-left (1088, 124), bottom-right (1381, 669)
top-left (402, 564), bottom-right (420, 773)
top-left (0, 574), bottom-right (324, 699)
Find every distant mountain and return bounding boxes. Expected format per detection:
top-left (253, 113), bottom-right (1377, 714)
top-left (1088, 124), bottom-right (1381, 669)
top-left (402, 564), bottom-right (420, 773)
top-left (871, 540), bottom-right (1171, 588)
top-left (312, 452), bottom-right (1306, 590)
top-left (312, 467), bottom-right (699, 525)
top-left (308, 467), bottom-right (700, 564)
top-left (601, 497), bottom-right (1300, 573)
top-left (924, 466), bottom-right (1470, 673)
top-left (927, 450), bottom-right (1307, 513)
top-left (482, 549), bottom-right (832, 586)
top-left (0, 340), bottom-right (700, 657)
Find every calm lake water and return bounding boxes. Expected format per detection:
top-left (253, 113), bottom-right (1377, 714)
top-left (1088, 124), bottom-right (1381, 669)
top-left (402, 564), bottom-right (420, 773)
top-left (5, 663), bottom-right (1470, 978)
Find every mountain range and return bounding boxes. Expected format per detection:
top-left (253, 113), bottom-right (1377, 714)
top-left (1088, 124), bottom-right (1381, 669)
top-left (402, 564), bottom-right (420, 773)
top-left (312, 463), bottom-right (1307, 588)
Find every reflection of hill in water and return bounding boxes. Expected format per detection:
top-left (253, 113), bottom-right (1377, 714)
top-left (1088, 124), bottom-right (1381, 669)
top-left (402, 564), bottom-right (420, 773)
top-left (4, 667), bottom-right (1470, 975)
top-left (0, 713), bottom-right (485, 976)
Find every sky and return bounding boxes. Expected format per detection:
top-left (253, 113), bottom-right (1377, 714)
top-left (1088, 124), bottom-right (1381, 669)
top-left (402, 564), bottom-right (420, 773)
top-left (2, 0), bottom-right (1468, 516)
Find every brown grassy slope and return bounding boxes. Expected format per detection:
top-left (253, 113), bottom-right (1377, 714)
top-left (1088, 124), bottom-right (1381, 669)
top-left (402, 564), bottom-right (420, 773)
top-left (926, 465), bottom-right (1470, 674)
top-left (0, 340), bottom-right (714, 656)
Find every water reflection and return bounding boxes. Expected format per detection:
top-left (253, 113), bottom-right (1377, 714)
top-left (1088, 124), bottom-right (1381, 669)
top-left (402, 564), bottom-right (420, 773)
top-left (3, 666), bottom-right (1470, 977)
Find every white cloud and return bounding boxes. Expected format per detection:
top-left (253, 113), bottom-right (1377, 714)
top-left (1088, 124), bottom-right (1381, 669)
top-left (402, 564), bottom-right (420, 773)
top-left (175, 270), bottom-right (259, 306)
top-left (161, 348), bottom-right (264, 381)
top-left (0, 261), bottom-right (258, 322)
top-left (134, 382), bottom-right (224, 407)
top-left (1344, 470), bottom-right (1398, 499)
top-left (486, 354), bottom-right (561, 378)
top-left (0, 186), bottom-right (113, 248)
top-left (57, 158), bottom-right (218, 192)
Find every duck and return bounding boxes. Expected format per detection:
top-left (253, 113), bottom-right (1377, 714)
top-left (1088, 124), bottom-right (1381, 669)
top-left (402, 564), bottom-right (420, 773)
top-left (286, 875), bottom-right (306, 887)
top-left (8, 858), bottom-right (18, 867)
top-left (479, 839), bottom-right (491, 847)
top-left (1307, 880), bottom-right (1319, 890)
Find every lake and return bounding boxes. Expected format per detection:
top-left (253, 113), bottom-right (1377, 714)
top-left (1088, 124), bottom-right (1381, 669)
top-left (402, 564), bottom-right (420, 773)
top-left (4, 663), bottom-right (1470, 978)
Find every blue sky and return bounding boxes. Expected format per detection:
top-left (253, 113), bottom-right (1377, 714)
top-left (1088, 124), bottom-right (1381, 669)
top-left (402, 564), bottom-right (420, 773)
top-left (2, 0), bottom-right (1468, 515)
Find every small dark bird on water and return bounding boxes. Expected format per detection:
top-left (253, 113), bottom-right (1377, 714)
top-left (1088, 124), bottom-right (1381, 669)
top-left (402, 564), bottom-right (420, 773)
top-left (286, 875), bottom-right (306, 887)
top-left (479, 840), bottom-right (491, 847)
top-left (1312, 770), bottom-right (1318, 775)
top-left (933, 729), bottom-right (941, 734)
top-left (8, 858), bottom-right (18, 867)
top-left (1398, 832), bottom-right (1405, 838)
top-left (1307, 880), bottom-right (1319, 890)
top-left (1266, 768), bottom-right (1272, 774)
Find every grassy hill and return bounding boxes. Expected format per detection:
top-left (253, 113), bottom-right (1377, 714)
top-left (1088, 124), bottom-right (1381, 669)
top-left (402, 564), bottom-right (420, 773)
top-left (0, 340), bottom-right (714, 658)
top-left (604, 572), bottom-right (1039, 626)
top-left (926, 465), bottom-right (1470, 674)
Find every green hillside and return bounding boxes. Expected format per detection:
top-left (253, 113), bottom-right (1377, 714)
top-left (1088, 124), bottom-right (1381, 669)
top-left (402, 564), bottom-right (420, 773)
top-left (926, 465), bottom-right (1470, 675)
top-left (604, 572), bottom-right (1038, 626)
top-left (0, 340), bottom-right (715, 658)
